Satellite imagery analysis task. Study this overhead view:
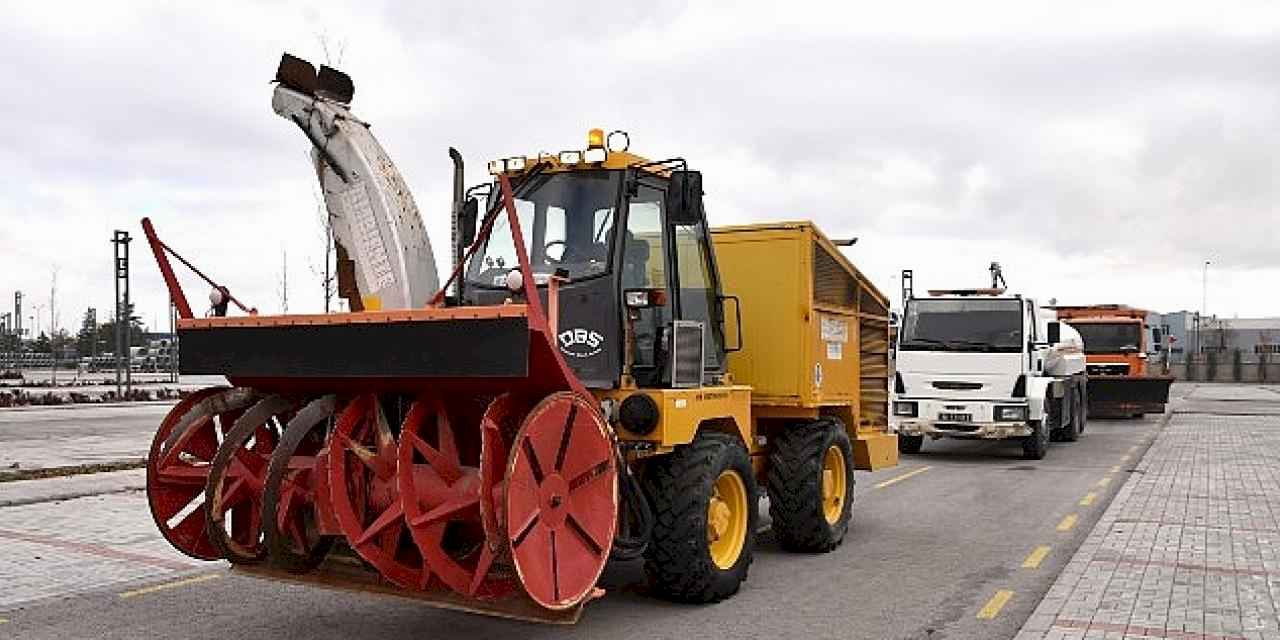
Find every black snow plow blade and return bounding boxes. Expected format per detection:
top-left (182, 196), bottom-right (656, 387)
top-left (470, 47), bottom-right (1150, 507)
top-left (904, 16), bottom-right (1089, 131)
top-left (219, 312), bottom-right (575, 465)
top-left (1086, 375), bottom-right (1174, 418)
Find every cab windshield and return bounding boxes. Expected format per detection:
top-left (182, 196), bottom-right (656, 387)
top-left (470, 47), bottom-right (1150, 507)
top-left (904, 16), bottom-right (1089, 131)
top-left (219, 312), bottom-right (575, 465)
top-left (1069, 322), bottom-right (1142, 354)
top-left (899, 298), bottom-right (1023, 352)
top-left (466, 171), bottom-right (620, 287)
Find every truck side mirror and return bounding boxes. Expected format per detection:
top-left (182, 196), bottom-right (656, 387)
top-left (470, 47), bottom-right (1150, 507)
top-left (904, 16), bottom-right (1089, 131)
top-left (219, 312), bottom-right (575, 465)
top-left (665, 170), bottom-right (703, 226)
top-left (1047, 321), bottom-right (1061, 344)
top-left (459, 198), bottom-right (479, 248)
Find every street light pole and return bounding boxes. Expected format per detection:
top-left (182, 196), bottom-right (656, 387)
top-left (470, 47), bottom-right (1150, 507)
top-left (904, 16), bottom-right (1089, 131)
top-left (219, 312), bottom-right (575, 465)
top-left (1202, 260), bottom-right (1210, 320)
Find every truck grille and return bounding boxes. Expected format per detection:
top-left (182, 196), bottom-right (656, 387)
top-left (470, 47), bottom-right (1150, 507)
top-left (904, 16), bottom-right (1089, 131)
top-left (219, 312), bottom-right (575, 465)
top-left (671, 320), bottom-right (705, 388)
top-left (932, 381), bottom-right (983, 390)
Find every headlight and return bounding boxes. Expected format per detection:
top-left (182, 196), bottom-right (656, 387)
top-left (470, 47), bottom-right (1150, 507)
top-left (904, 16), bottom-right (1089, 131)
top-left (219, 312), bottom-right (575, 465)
top-left (893, 401), bottom-right (918, 417)
top-left (995, 405), bottom-right (1028, 421)
top-left (619, 394), bottom-right (660, 435)
top-left (584, 147), bottom-right (607, 163)
top-left (558, 150), bottom-right (582, 164)
top-left (505, 156), bottom-right (527, 171)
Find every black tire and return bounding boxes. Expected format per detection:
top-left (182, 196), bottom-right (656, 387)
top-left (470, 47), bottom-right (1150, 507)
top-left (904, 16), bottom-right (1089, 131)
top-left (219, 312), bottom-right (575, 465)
top-left (643, 431), bottom-right (757, 603)
top-left (898, 434), bottom-right (924, 454)
top-left (1022, 420), bottom-right (1049, 460)
top-left (204, 394), bottom-right (294, 564)
top-left (767, 419), bottom-right (855, 552)
top-left (1078, 389), bottom-right (1088, 433)
top-left (1060, 390), bottom-right (1081, 442)
top-left (263, 395), bottom-right (337, 573)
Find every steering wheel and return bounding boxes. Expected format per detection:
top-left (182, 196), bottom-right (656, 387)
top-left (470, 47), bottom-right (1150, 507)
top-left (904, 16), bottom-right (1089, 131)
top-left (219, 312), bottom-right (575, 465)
top-left (543, 239), bottom-right (566, 264)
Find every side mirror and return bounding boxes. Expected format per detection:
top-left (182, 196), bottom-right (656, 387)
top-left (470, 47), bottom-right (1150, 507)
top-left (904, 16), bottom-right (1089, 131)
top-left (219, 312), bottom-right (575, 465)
top-left (665, 170), bottom-right (703, 226)
top-left (459, 198), bottom-right (479, 248)
top-left (1047, 321), bottom-right (1061, 344)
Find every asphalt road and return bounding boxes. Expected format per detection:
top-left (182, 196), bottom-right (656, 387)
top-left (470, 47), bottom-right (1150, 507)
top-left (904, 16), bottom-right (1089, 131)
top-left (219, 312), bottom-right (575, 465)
top-left (0, 402), bottom-right (175, 470)
top-left (1, 415), bottom-right (1161, 640)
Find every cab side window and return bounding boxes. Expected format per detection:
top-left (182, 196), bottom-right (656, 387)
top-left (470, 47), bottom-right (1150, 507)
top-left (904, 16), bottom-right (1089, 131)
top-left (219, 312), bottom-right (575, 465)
top-left (625, 186), bottom-right (667, 371)
top-left (673, 218), bottom-right (725, 372)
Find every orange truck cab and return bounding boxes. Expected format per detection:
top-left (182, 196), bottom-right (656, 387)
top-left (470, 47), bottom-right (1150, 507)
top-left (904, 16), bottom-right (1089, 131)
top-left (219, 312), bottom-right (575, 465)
top-left (1051, 305), bottom-right (1174, 417)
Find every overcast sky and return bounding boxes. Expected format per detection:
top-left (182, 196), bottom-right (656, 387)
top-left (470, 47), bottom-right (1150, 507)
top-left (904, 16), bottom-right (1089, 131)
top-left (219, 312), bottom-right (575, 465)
top-left (3, 1), bottom-right (1279, 337)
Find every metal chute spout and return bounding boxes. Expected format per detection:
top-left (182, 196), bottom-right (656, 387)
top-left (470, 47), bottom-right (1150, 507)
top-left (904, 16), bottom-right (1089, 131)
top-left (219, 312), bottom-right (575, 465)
top-left (271, 52), bottom-right (439, 312)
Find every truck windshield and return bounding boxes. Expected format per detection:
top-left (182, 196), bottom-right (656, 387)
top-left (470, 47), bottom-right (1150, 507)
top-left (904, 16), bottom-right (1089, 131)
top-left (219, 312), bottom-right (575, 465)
top-left (1067, 322), bottom-right (1142, 354)
top-left (899, 298), bottom-right (1023, 352)
top-left (467, 171), bottom-right (620, 287)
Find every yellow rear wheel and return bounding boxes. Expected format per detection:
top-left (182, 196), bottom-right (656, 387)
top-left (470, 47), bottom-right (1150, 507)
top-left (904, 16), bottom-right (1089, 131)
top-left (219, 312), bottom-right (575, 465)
top-left (821, 445), bottom-right (847, 525)
top-left (767, 418), bottom-right (854, 552)
top-left (707, 469), bottom-right (749, 569)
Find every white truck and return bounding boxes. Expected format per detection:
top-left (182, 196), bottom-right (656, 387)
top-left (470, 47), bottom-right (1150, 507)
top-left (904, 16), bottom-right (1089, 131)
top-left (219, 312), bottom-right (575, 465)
top-left (889, 267), bottom-right (1088, 460)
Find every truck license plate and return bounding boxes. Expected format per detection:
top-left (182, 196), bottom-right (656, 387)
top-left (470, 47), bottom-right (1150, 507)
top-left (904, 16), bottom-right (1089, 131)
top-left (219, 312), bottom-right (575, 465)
top-left (939, 412), bottom-right (972, 422)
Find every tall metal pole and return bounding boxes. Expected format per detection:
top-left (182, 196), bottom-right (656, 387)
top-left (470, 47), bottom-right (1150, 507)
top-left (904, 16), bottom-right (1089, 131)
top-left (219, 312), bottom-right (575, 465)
top-left (50, 269), bottom-right (57, 386)
top-left (1202, 260), bottom-right (1210, 320)
top-left (113, 231), bottom-right (132, 398)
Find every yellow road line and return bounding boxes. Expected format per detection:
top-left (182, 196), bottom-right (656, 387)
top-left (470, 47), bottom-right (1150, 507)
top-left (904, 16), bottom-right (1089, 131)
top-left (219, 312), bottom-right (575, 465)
top-left (874, 466), bottom-right (932, 489)
top-left (0, 617), bottom-right (7, 624)
top-left (1022, 545), bottom-right (1051, 569)
top-left (1057, 514), bottom-right (1078, 531)
top-left (119, 573), bottom-right (222, 599)
top-left (1079, 492), bottom-right (1097, 506)
top-left (977, 589), bottom-right (1014, 619)
top-left (1095, 477), bottom-right (1112, 488)
top-left (1120, 454), bottom-right (1131, 462)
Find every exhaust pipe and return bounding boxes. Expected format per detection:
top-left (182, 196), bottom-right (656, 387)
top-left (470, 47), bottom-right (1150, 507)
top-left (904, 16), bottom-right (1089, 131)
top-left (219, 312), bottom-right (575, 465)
top-left (449, 147), bottom-right (464, 279)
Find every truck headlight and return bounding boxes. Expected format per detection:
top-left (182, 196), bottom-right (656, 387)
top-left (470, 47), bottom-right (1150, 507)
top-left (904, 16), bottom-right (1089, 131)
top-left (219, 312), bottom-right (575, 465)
top-left (893, 401), bottom-right (918, 417)
top-left (995, 405), bottom-right (1028, 421)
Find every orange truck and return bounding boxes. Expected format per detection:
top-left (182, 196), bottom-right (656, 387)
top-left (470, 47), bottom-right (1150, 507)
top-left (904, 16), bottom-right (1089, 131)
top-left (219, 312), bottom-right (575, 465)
top-left (1051, 305), bottom-right (1174, 417)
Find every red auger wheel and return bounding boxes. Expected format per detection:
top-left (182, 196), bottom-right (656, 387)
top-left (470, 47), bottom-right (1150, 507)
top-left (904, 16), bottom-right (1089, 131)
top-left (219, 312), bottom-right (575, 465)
top-left (263, 395), bottom-right (338, 573)
top-left (146, 387), bottom-right (257, 560)
top-left (329, 394), bottom-right (425, 589)
top-left (398, 396), bottom-right (514, 599)
top-left (204, 394), bottom-right (295, 564)
top-left (505, 392), bottom-right (618, 610)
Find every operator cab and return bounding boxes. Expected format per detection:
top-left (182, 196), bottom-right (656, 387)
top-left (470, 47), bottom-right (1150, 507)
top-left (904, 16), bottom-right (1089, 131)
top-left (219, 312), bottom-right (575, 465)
top-left (455, 130), bottom-right (729, 391)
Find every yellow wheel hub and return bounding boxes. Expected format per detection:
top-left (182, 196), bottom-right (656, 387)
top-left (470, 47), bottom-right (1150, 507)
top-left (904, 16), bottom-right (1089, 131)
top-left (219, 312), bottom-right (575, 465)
top-left (706, 469), bottom-right (748, 570)
top-left (821, 445), bottom-right (847, 525)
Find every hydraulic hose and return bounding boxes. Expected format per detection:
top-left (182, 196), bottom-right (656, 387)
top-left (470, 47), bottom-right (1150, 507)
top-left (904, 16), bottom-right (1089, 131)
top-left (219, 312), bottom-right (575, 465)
top-left (609, 444), bottom-right (653, 562)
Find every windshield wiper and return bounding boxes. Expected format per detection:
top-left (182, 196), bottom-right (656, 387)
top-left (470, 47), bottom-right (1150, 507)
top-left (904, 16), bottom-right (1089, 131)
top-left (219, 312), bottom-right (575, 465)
top-left (901, 338), bottom-right (950, 348)
top-left (943, 339), bottom-right (999, 351)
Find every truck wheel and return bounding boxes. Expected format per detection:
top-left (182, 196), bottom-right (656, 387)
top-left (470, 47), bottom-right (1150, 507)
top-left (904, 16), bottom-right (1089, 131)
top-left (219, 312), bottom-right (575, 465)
top-left (1022, 420), bottom-right (1048, 460)
top-left (767, 419), bottom-right (854, 553)
top-left (1078, 391), bottom-right (1088, 433)
top-left (1060, 391), bottom-right (1081, 442)
top-left (644, 431), bottom-right (757, 603)
top-left (898, 435), bottom-right (924, 454)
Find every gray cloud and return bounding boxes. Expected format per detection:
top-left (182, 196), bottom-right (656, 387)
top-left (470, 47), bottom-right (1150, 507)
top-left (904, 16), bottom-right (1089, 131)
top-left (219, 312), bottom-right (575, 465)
top-left (2, 1), bottom-right (1278, 335)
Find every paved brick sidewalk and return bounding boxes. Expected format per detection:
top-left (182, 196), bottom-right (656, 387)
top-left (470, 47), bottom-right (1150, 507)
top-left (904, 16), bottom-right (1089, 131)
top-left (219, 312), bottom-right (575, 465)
top-left (0, 491), bottom-right (207, 610)
top-left (1017, 385), bottom-right (1280, 640)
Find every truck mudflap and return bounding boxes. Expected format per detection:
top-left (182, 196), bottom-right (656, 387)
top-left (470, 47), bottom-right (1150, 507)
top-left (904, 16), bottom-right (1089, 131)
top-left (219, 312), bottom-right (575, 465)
top-left (853, 429), bottom-right (899, 471)
top-left (1086, 375), bottom-right (1174, 417)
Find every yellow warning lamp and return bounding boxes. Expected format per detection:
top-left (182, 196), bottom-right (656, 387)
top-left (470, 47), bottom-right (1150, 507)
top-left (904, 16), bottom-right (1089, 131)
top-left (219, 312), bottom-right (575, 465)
top-left (584, 128), bottom-right (607, 163)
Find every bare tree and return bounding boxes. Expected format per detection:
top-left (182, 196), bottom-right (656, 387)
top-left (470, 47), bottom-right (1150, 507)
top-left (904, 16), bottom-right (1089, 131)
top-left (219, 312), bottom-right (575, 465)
top-left (317, 31), bottom-right (347, 66)
top-left (309, 30), bottom-right (346, 313)
top-left (278, 248), bottom-right (289, 314)
top-left (308, 187), bottom-right (337, 312)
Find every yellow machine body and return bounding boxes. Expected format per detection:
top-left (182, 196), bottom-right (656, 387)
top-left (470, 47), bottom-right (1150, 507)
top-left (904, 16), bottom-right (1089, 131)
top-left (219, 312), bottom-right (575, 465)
top-left (713, 221), bottom-right (898, 471)
top-left (602, 221), bottom-right (897, 472)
